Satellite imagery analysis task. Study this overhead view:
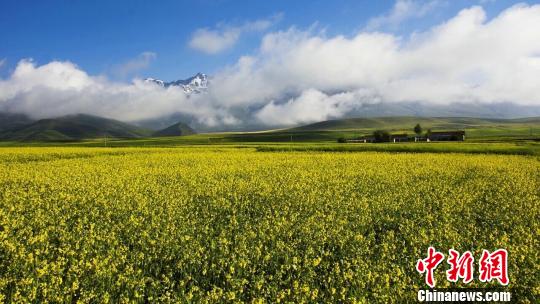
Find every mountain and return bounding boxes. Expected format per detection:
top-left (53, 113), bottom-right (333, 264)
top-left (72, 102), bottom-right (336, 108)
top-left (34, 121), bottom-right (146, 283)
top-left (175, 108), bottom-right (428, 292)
top-left (0, 112), bottom-right (34, 132)
top-left (342, 101), bottom-right (540, 119)
top-left (144, 73), bottom-right (208, 94)
top-left (132, 100), bottom-right (540, 132)
top-left (0, 114), bottom-right (152, 141)
top-left (289, 116), bottom-right (540, 132)
top-left (153, 122), bottom-right (196, 137)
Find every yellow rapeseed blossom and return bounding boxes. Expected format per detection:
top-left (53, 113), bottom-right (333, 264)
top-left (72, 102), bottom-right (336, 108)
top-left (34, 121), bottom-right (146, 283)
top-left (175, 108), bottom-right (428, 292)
top-left (0, 147), bottom-right (538, 302)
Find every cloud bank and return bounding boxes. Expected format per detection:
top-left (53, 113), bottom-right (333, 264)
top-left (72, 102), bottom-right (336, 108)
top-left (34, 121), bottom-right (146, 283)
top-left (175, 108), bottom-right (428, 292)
top-left (0, 59), bottom-right (236, 125)
top-left (209, 4), bottom-right (540, 125)
top-left (1, 4), bottom-right (540, 128)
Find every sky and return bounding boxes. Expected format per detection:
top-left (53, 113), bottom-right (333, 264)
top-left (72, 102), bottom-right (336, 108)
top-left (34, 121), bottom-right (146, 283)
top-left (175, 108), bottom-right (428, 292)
top-left (0, 0), bottom-right (517, 80)
top-left (1, 0), bottom-right (540, 127)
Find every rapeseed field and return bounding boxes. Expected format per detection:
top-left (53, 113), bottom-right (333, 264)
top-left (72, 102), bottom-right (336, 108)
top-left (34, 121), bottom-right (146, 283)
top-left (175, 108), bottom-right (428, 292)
top-left (0, 147), bottom-right (538, 302)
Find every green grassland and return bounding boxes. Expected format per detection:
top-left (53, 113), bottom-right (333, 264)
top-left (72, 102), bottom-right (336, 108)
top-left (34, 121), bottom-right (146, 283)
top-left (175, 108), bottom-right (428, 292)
top-left (2, 116), bottom-right (538, 148)
top-left (1, 116), bottom-right (539, 158)
top-left (289, 116), bottom-right (540, 133)
top-left (1, 116), bottom-right (538, 143)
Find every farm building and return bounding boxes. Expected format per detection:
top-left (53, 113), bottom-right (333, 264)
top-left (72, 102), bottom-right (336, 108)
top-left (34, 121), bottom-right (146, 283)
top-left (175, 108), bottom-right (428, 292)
top-left (426, 131), bottom-right (465, 141)
top-left (347, 136), bottom-right (375, 143)
top-left (347, 134), bottom-right (411, 143)
top-left (345, 130), bottom-right (465, 143)
top-left (391, 134), bottom-right (409, 143)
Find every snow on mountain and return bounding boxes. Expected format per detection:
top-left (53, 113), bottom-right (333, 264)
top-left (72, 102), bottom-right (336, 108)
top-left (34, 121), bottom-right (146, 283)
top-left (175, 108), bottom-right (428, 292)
top-left (144, 73), bottom-right (208, 94)
top-left (144, 78), bottom-right (165, 87)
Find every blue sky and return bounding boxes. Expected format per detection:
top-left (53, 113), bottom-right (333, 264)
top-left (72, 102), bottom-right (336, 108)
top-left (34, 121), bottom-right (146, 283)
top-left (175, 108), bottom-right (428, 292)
top-left (0, 0), bottom-right (520, 81)
top-left (1, 0), bottom-right (539, 127)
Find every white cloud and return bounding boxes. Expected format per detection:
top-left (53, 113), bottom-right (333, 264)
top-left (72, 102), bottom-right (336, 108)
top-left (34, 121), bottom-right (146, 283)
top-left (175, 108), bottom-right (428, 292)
top-left (256, 89), bottom-right (380, 125)
top-left (189, 14), bottom-right (282, 54)
top-left (0, 58), bottom-right (6, 68)
top-left (205, 4), bottom-right (540, 125)
top-left (189, 28), bottom-right (241, 54)
top-left (1, 4), bottom-right (540, 128)
top-left (0, 59), bottom-right (232, 124)
top-left (365, 0), bottom-right (444, 31)
top-left (111, 52), bottom-right (156, 79)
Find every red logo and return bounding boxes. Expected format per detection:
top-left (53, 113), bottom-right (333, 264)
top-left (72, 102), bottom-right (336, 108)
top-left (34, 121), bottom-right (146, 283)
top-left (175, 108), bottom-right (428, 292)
top-left (446, 249), bottom-right (474, 284)
top-left (417, 247), bottom-right (508, 287)
top-left (416, 246), bottom-right (445, 288)
top-left (479, 249), bottom-right (509, 285)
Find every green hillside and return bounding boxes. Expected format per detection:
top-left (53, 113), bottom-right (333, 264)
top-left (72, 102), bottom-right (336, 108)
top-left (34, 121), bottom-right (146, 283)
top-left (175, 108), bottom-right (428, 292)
top-left (280, 116), bottom-right (540, 141)
top-left (290, 116), bottom-right (540, 132)
top-left (0, 114), bottom-right (152, 141)
top-left (153, 122), bottom-right (196, 137)
top-left (0, 116), bottom-right (539, 145)
top-left (0, 112), bottom-right (34, 132)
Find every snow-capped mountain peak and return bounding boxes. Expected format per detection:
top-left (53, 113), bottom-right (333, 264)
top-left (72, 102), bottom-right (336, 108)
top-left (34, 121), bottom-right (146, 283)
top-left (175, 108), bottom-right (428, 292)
top-left (144, 73), bottom-right (208, 94)
top-left (144, 78), bottom-right (165, 87)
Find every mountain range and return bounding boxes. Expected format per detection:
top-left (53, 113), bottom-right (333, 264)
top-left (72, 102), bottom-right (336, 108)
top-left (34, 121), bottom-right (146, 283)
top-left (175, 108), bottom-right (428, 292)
top-left (144, 73), bottom-right (208, 94)
top-left (0, 112), bottom-right (34, 131)
top-left (0, 114), bottom-right (196, 141)
top-left (289, 116), bottom-right (540, 132)
top-left (132, 101), bottom-right (540, 132)
top-left (0, 112), bottom-right (538, 142)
